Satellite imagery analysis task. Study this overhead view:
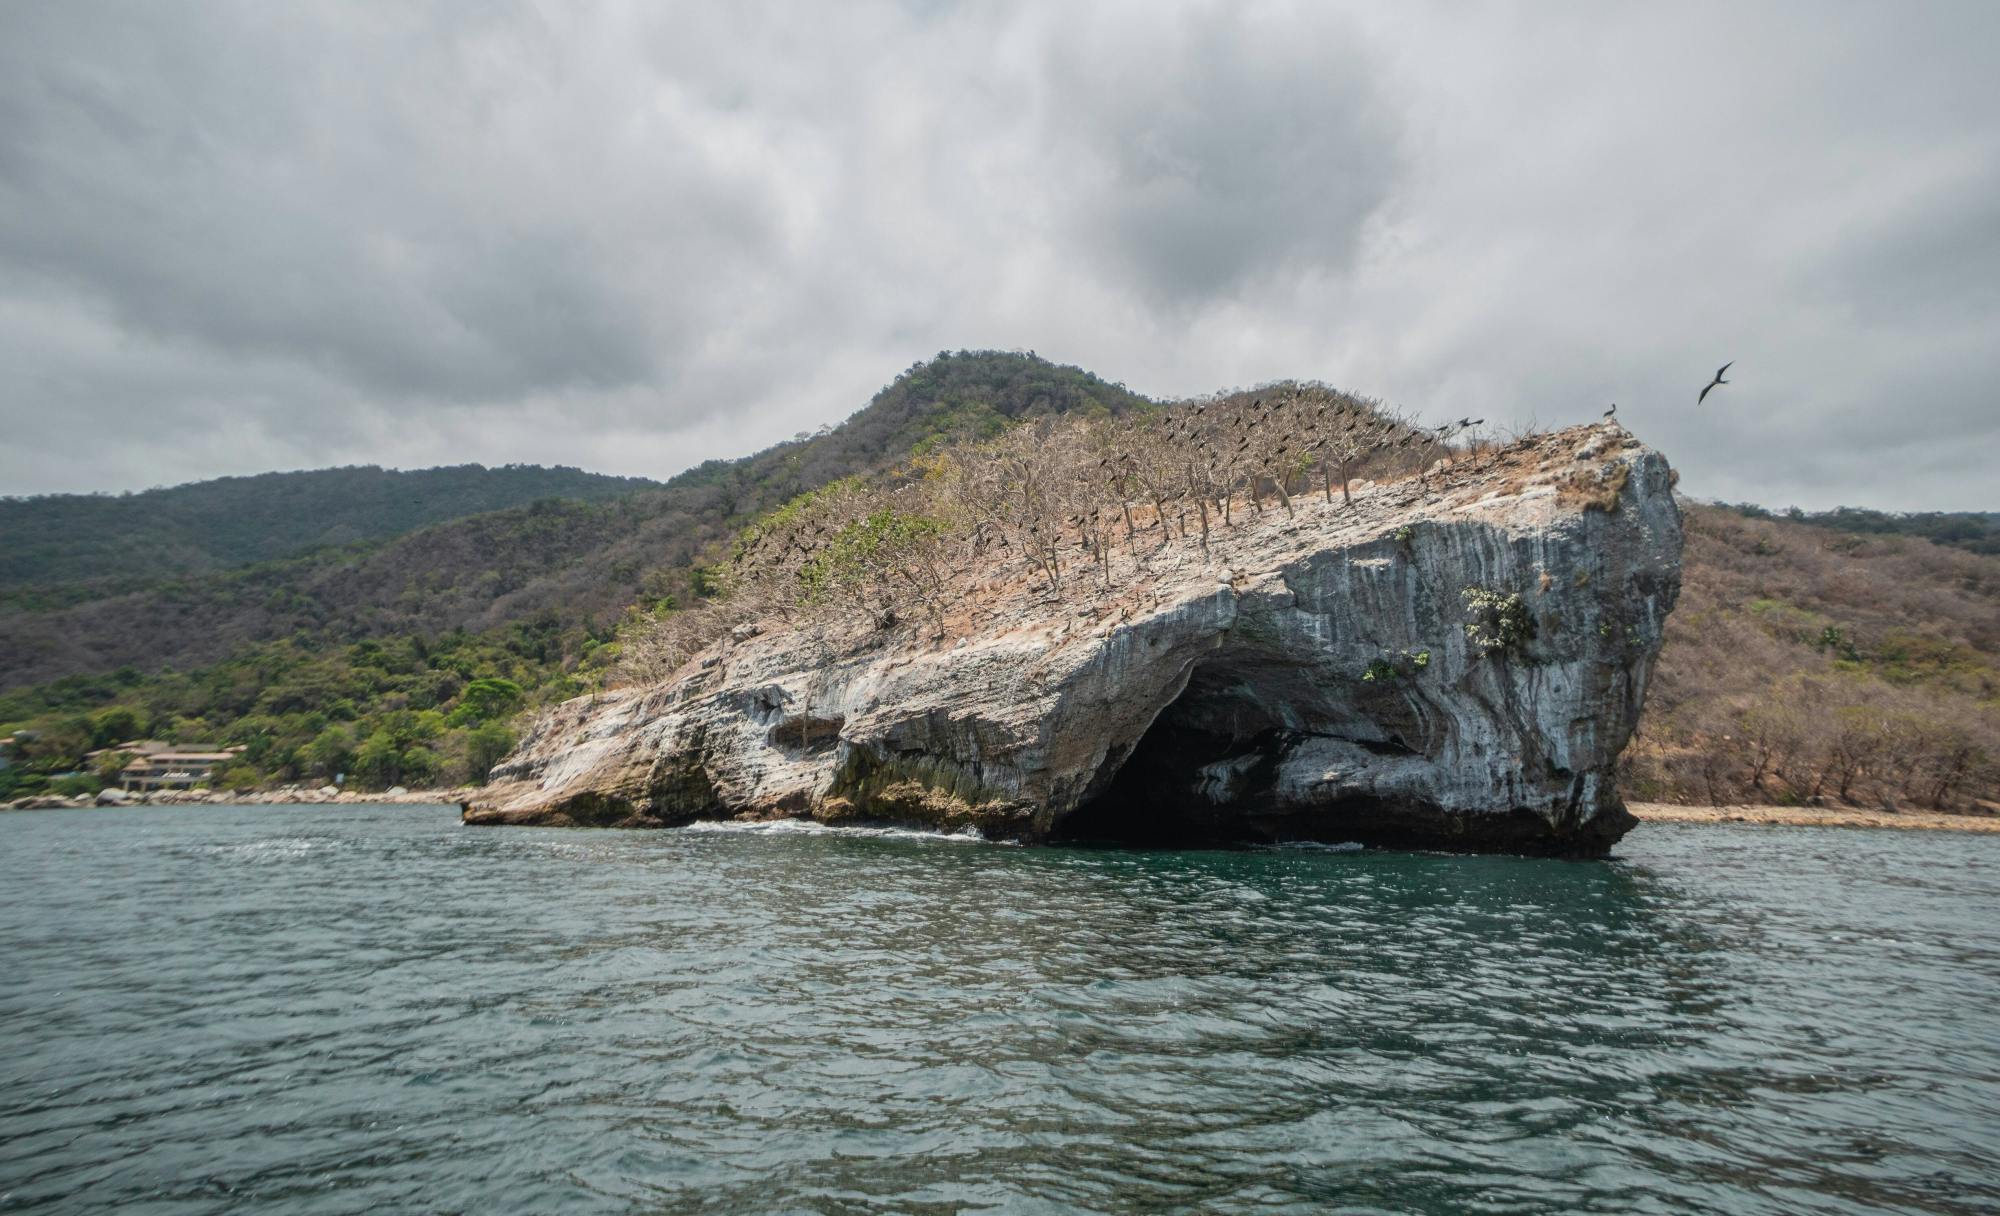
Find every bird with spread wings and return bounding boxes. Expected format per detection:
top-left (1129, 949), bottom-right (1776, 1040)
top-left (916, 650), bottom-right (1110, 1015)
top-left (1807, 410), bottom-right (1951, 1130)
top-left (1698, 361), bottom-right (1733, 405)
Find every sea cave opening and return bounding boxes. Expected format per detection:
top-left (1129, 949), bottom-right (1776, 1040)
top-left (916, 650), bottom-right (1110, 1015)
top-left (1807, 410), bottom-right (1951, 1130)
top-left (1052, 655), bottom-right (1419, 847)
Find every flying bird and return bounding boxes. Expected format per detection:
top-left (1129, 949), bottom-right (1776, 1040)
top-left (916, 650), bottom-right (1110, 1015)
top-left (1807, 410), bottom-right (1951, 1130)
top-left (1698, 362), bottom-right (1733, 405)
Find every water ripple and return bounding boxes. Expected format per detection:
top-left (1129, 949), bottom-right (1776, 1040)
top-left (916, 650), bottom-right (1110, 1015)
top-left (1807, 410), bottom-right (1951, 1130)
top-left (2, 805), bottom-right (1997, 1214)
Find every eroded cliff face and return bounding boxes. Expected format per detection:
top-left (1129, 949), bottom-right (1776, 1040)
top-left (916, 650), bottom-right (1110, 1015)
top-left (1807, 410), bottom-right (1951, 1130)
top-left (466, 423), bottom-right (1683, 855)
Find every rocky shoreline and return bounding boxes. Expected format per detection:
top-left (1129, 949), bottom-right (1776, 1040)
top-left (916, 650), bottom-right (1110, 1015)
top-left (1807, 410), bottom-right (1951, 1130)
top-left (10, 788), bottom-right (1996, 836)
top-left (4, 785), bottom-right (474, 811)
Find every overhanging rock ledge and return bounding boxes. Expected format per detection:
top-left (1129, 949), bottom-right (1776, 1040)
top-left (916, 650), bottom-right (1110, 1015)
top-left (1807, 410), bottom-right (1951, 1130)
top-left (465, 422), bottom-right (1682, 856)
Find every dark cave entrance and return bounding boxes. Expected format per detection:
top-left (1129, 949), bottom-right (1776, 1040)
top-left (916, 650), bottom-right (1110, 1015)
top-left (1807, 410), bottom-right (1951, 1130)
top-left (1047, 655), bottom-right (1612, 855)
top-left (1054, 726), bottom-right (1314, 847)
top-left (1050, 656), bottom-right (1413, 848)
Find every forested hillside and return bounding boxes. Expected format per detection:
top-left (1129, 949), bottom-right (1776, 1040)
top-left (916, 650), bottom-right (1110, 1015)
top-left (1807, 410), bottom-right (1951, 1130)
top-left (1625, 505), bottom-right (1999, 810)
top-left (3, 349), bottom-right (1992, 813)
top-left (0, 352), bottom-right (1152, 691)
top-left (0, 352), bottom-right (1153, 796)
top-left (0, 464), bottom-right (661, 593)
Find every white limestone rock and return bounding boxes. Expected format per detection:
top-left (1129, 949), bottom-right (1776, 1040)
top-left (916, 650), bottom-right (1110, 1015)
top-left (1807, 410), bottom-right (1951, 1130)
top-left (466, 423), bottom-right (1682, 856)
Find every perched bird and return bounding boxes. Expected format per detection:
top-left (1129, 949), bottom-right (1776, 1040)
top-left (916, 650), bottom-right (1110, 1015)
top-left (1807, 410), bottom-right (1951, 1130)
top-left (1698, 361), bottom-right (1733, 405)
top-left (1603, 403), bottom-right (1617, 419)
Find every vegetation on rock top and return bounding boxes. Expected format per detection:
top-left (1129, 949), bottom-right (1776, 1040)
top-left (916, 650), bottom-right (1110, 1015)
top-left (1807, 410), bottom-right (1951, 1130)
top-left (616, 383), bottom-right (1444, 683)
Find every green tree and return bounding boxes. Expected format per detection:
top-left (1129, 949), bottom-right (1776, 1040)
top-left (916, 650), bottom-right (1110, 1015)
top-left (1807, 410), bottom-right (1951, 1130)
top-left (216, 763), bottom-right (262, 793)
top-left (305, 724), bottom-right (356, 780)
top-left (376, 709), bottom-right (444, 749)
top-left (447, 677), bottom-right (523, 726)
top-left (465, 722), bottom-right (517, 785)
top-left (350, 711), bottom-right (445, 788)
top-left (92, 749), bottom-right (134, 785)
top-left (88, 705), bottom-right (144, 748)
top-left (352, 730), bottom-right (402, 788)
top-left (399, 746), bottom-right (441, 786)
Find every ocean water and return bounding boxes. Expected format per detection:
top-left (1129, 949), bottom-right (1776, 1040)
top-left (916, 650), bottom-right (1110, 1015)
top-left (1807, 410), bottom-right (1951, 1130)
top-left (2, 805), bottom-right (1996, 1215)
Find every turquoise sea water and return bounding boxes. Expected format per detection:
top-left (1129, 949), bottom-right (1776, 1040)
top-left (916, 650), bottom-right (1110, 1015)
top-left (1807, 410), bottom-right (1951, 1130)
top-left (2, 804), bottom-right (1996, 1214)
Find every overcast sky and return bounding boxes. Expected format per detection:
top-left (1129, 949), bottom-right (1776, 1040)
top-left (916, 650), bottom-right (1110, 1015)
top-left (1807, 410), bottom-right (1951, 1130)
top-left (2, 1), bottom-right (1994, 509)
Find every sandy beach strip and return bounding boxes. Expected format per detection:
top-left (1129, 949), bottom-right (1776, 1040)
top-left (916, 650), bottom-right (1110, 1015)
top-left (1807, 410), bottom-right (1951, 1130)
top-left (1629, 802), bottom-right (2000, 833)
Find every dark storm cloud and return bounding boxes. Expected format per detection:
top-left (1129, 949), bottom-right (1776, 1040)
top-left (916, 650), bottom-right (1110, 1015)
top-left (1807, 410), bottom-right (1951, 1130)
top-left (0, 1), bottom-right (1994, 510)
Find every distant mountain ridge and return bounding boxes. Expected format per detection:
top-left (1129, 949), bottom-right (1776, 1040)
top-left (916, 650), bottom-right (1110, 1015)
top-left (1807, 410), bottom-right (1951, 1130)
top-left (1715, 503), bottom-right (1999, 557)
top-left (0, 464), bottom-right (664, 591)
top-left (0, 351), bottom-right (1154, 690)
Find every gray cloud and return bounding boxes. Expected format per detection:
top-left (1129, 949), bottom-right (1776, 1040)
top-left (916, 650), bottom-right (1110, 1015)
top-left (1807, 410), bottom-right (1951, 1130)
top-left (1043, 6), bottom-right (1399, 302)
top-left (0, 0), bottom-right (1995, 511)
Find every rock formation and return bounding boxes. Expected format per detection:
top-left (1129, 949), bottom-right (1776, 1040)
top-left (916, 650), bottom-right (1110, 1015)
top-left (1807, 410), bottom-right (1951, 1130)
top-left (465, 423), bottom-right (1682, 855)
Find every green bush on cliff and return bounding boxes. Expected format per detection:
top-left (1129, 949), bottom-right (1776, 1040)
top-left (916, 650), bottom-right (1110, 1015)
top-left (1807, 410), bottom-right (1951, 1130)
top-left (801, 510), bottom-right (948, 597)
top-left (1361, 650), bottom-right (1432, 683)
top-left (1462, 587), bottom-right (1535, 657)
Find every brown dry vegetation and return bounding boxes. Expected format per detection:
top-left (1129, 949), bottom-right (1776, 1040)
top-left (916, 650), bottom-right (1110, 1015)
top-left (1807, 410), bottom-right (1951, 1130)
top-left (1625, 505), bottom-right (2000, 813)
top-left (616, 386), bottom-right (1468, 683)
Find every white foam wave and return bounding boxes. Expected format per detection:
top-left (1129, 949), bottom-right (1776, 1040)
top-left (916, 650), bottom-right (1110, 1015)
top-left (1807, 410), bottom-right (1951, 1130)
top-left (199, 838), bottom-right (330, 862)
top-left (677, 819), bottom-right (999, 845)
top-left (1259, 840), bottom-right (1365, 853)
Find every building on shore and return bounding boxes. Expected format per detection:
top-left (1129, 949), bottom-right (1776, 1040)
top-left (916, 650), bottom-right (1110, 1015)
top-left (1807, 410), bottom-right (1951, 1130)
top-left (116, 745), bottom-right (248, 791)
top-left (83, 740), bottom-right (173, 765)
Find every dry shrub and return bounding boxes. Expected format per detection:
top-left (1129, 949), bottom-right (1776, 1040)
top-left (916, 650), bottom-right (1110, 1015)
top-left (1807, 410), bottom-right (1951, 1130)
top-left (613, 387), bottom-right (1443, 685)
top-left (1624, 505), bottom-right (2000, 811)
